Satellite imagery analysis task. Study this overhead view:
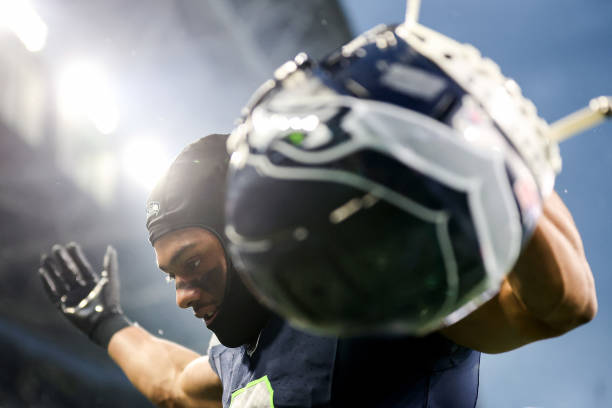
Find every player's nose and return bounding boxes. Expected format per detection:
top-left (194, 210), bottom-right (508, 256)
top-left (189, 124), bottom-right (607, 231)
top-left (175, 281), bottom-right (201, 309)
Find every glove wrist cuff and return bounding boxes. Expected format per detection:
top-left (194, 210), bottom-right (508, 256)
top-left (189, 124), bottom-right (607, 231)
top-left (91, 312), bottom-right (132, 349)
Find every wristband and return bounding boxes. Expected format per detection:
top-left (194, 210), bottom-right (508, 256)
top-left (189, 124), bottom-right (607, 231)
top-left (91, 313), bottom-right (132, 349)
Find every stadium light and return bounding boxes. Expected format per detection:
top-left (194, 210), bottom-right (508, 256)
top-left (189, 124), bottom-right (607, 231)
top-left (121, 138), bottom-right (170, 190)
top-left (58, 61), bottom-right (120, 134)
top-left (0, 0), bottom-right (48, 52)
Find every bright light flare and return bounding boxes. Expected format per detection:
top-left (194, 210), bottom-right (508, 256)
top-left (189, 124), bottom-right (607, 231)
top-left (92, 152), bottom-right (118, 205)
top-left (0, 0), bottom-right (48, 52)
top-left (58, 61), bottom-right (120, 134)
top-left (122, 139), bottom-right (169, 190)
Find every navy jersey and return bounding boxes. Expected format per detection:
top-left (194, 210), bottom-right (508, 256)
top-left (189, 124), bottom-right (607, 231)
top-left (208, 316), bottom-right (479, 408)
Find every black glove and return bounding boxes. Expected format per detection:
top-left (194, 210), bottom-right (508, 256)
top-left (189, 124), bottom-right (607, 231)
top-left (39, 242), bottom-right (131, 348)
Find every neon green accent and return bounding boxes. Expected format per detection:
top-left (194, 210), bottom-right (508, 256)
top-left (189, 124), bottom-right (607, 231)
top-left (287, 132), bottom-right (305, 145)
top-left (230, 375), bottom-right (274, 407)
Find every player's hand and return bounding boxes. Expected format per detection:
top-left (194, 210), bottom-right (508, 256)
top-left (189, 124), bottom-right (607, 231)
top-left (39, 242), bottom-right (131, 348)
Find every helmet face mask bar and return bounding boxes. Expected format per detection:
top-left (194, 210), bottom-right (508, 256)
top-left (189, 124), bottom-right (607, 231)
top-left (225, 17), bottom-right (610, 336)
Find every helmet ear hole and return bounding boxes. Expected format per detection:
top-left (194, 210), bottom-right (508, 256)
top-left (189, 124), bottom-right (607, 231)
top-left (227, 24), bottom-right (548, 337)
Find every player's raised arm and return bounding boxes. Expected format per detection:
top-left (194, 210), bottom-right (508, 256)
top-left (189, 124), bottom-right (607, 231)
top-left (108, 325), bottom-right (222, 408)
top-left (39, 243), bottom-right (222, 408)
top-left (441, 191), bottom-right (597, 353)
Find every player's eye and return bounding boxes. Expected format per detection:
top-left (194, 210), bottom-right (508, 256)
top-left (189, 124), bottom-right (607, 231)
top-left (187, 259), bottom-right (201, 271)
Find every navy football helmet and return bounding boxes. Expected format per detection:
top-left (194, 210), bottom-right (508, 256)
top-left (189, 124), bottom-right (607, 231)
top-left (225, 23), bottom-right (561, 336)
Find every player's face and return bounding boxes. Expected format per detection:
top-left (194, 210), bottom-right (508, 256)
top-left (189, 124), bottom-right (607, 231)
top-left (154, 227), bottom-right (227, 327)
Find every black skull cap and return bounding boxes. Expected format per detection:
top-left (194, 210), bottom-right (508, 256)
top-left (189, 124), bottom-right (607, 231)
top-left (145, 134), bottom-right (229, 245)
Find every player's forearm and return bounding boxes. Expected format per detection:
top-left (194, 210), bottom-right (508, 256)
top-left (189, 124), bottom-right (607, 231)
top-left (108, 325), bottom-right (201, 406)
top-left (507, 191), bottom-right (597, 333)
top-left (440, 192), bottom-right (596, 353)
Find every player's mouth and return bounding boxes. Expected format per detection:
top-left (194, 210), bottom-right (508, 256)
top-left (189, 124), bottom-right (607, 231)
top-left (195, 306), bottom-right (219, 326)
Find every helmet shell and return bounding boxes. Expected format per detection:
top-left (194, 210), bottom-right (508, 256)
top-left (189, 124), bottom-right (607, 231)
top-left (226, 25), bottom-right (553, 336)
